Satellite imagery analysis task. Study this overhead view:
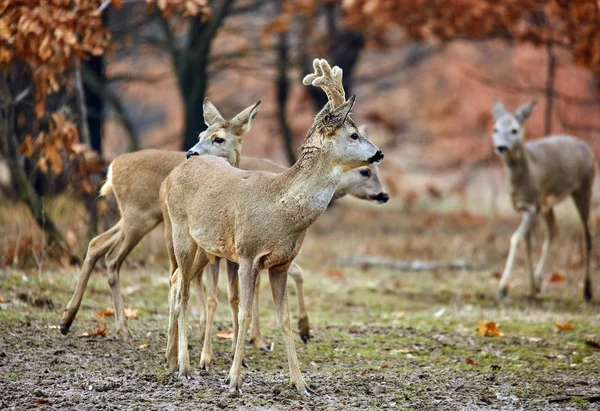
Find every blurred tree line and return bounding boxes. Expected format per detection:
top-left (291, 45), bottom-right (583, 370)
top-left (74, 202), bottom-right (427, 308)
top-left (2, 0), bottom-right (600, 256)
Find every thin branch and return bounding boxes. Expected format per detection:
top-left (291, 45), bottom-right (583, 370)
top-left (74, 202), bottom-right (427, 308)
top-left (335, 256), bottom-right (483, 271)
top-left (82, 66), bottom-right (141, 151)
top-left (156, 12), bottom-right (181, 79)
top-left (108, 71), bottom-right (173, 84)
top-left (74, 59), bottom-right (92, 147)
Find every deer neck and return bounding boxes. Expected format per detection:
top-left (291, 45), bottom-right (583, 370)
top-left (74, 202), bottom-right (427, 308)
top-left (277, 146), bottom-right (342, 228)
top-left (231, 143), bottom-right (242, 167)
top-left (502, 141), bottom-right (532, 187)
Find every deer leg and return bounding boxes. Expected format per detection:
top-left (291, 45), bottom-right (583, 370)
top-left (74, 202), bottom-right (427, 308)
top-left (104, 217), bottom-right (157, 341)
top-left (534, 209), bottom-right (556, 291)
top-left (170, 231), bottom-right (207, 377)
top-left (226, 260), bottom-right (241, 357)
top-left (193, 271), bottom-right (206, 341)
top-left (248, 273), bottom-right (273, 351)
top-left (524, 231), bottom-right (536, 297)
top-left (200, 260), bottom-right (220, 370)
top-left (573, 180), bottom-right (593, 301)
top-left (288, 262), bottom-right (310, 343)
top-left (499, 210), bottom-right (536, 298)
top-left (166, 267), bottom-right (181, 371)
top-left (269, 263), bottom-right (311, 396)
top-left (228, 259), bottom-right (258, 393)
top-left (60, 221), bottom-right (121, 335)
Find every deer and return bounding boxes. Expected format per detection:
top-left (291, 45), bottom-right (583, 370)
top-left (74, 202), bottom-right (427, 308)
top-left (491, 100), bottom-right (595, 300)
top-left (192, 137), bottom-right (387, 368)
top-left (162, 58), bottom-right (383, 395)
top-left (59, 98), bottom-right (262, 340)
top-left (59, 100), bottom-right (385, 344)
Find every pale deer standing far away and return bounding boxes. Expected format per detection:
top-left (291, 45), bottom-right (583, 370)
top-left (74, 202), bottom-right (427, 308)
top-left (492, 100), bottom-right (595, 300)
top-left (191, 131), bottom-right (388, 369)
top-left (163, 58), bottom-right (383, 394)
top-left (60, 98), bottom-right (261, 340)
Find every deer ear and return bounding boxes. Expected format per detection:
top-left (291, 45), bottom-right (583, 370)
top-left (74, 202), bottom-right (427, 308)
top-left (203, 97), bottom-right (225, 126)
top-left (358, 124), bottom-right (369, 140)
top-left (515, 100), bottom-right (537, 124)
top-left (491, 101), bottom-right (507, 120)
top-left (229, 100), bottom-right (261, 135)
top-left (323, 95), bottom-right (356, 130)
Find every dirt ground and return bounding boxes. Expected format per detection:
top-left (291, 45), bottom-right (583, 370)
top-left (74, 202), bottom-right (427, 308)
top-left (1, 203), bottom-right (600, 410)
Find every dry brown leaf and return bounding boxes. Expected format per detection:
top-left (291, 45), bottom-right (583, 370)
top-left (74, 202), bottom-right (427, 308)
top-left (380, 363), bottom-right (389, 369)
top-left (124, 308), bottom-right (137, 319)
top-left (216, 329), bottom-right (233, 339)
top-left (19, 135), bottom-right (34, 157)
top-left (491, 271), bottom-right (502, 279)
top-left (466, 357), bottom-right (476, 365)
top-left (95, 308), bottom-right (115, 318)
top-left (325, 269), bottom-right (344, 279)
top-left (554, 321), bottom-right (574, 331)
top-left (80, 323), bottom-right (107, 337)
top-left (35, 398), bottom-right (52, 405)
top-left (478, 321), bottom-right (502, 337)
top-left (360, 369), bottom-right (368, 376)
top-left (549, 272), bottom-right (565, 283)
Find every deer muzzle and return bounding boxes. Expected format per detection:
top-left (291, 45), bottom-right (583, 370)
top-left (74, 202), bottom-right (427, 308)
top-left (186, 151), bottom-right (200, 160)
top-left (368, 151), bottom-right (384, 164)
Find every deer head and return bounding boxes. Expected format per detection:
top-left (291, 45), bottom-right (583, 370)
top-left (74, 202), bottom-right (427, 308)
top-left (491, 100), bottom-right (536, 155)
top-left (302, 59), bottom-right (383, 171)
top-left (337, 126), bottom-right (388, 203)
top-left (186, 98), bottom-right (261, 167)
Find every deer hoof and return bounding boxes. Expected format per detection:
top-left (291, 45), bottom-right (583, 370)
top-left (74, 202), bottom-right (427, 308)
top-left (298, 317), bottom-right (310, 343)
top-left (498, 288), bottom-right (508, 299)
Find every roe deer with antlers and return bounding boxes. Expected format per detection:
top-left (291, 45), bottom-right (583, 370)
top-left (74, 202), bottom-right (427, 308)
top-left (492, 100), bottom-right (595, 300)
top-left (191, 126), bottom-right (388, 369)
top-left (163, 58), bottom-right (383, 394)
top-left (59, 98), bottom-right (261, 340)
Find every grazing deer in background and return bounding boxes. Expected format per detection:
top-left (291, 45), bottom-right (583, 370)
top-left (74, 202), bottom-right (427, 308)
top-left (192, 139), bottom-right (388, 367)
top-left (163, 58), bottom-right (383, 394)
top-left (60, 98), bottom-right (261, 340)
top-left (492, 100), bottom-right (595, 300)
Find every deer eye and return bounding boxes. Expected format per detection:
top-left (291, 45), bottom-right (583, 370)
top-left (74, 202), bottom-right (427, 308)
top-left (511, 129), bottom-right (518, 135)
top-left (350, 133), bottom-right (360, 141)
top-left (359, 169), bottom-right (371, 177)
top-left (213, 137), bottom-right (225, 144)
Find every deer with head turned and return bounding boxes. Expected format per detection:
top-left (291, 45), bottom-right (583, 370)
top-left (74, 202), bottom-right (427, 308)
top-left (492, 100), bottom-right (595, 300)
top-left (59, 98), bottom-right (261, 340)
top-left (192, 136), bottom-right (388, 365)
top-left (163, 58), bottom-right (383, 394)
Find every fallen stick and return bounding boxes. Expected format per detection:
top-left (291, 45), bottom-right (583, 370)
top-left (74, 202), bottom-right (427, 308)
top-left (549, 395), bottom-right (600, 403)
top-left (335, 256), bottom-right (483, 271)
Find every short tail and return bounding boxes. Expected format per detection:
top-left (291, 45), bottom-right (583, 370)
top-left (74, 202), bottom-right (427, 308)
top-left (99, 163), bottom-right (113, 197)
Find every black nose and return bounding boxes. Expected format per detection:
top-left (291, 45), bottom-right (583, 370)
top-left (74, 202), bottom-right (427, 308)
top-left (368, 150), bottom-right (384, 163)
top-left (186, 151), bottom-right (199, 160)
top-left (495, 146), bottom-right (508, 154)
top-left (371, 192), bottom-right (389, 203)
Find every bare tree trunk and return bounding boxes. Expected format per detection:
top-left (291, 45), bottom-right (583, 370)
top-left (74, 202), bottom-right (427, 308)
top-left (1, 77), bottom-right (65, 248)
top-left (545, 42), bottom-right (556, 135)
top-left (179, 0), bottom-right (236, 150)
top-left (275, 1), bottom-right (296, 166)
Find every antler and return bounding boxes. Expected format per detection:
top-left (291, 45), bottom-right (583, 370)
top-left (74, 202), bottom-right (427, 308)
top-left (302, 58), bottom-right (346, 109)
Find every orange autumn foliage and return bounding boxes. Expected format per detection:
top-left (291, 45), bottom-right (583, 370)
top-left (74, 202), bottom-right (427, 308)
top-left (478, 320), bottom-right (502, 337)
